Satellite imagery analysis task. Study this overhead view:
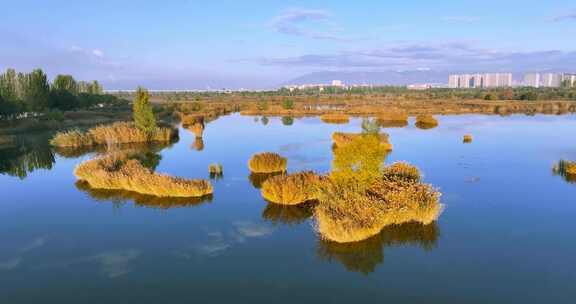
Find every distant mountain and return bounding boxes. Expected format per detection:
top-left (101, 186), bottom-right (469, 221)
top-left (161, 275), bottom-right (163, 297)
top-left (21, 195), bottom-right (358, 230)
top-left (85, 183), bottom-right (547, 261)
top-left (285, 70), bottom-right (451, 86)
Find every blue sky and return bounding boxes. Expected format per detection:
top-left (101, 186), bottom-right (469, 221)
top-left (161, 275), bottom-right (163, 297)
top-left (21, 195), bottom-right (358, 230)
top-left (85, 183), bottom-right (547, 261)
top-left (1, 0), bottom-right (575, 89)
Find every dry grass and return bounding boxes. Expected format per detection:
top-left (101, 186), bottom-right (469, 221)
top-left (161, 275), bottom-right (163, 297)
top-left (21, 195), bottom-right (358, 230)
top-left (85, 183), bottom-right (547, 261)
top-left (320, 113), bottom-right (350, 124)
top-left (332, 132), bottom-right (393, 151)
top-left (208, 164), bottom-right (224, 175)
top-left (50, 129), bottom-right (95, 147)
top-left (74, 153), bottom-right (213, 198)
top-left (261, 171), bottom-right (324, 205)
top-left (186, 122), bottom-right (204, 138)
top-left (314, 178), bottom-right (442, 243)
top-left (192, 138), bottom-right (204, 151)
top-left (248, 152), bottom-right (287, 173)
top-left (463, 134), bottom-right (473, 143)
top-left (50, 122), bottom-right (177, 147)
top-left (415, 114), bottom-right (439, 129)
top-left (382, 162), bottom-right (421, 182)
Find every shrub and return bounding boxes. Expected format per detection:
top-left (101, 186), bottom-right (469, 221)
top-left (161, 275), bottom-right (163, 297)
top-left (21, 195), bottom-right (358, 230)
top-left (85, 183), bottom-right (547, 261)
top-left (75, 153), bottom-right (213, 198)
top-left (415, 114), bottom-right (438, 129)
top-left (463, 134), bottom-right (473, 143)
top-left (261, 171), bottom-right (324, 205)
top-left (282, 99), bottom-right (294, 110)
top-left (248, 152), bottom-right (287, 173)
top-left (382, 162), bottom-right (421, 182)
top-left (320, 113), bottom-right (350, 124)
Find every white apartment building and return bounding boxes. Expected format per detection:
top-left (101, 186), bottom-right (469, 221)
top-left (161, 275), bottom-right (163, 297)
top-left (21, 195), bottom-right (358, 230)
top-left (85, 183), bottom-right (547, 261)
top-left (331, 80), bottom-right (344, 87)
top-left (448, 73), bottom-right (512, 88)
top-left (541, 73), bottom-right (563, 87)
top-left (524, 73), bottom-right (541, 87)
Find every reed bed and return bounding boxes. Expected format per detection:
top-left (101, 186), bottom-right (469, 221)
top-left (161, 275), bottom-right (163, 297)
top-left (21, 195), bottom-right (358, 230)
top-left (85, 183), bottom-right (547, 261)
top-left (261, 171), bottom-right (324, 205)
top-left (463, 134), bottom-right (473, 143)
top-left (415, 114), bottom-right (439, 129)
top-left (74, 153), bottom-right (213, 198)
top-left (314, 177), bottom-right (442, 243)
top-left (50, 122), bottom-right (177, 147)
top-left (382, 162), bottom-right (421, 182)
top-left (320, 113), bottom-right (350, 124)
top-left (332, 132), bottom-right (393, 151)
top-left (209, 163), bottom-right (223, 179)
top-left (248, 152), bottom-right (287, 173)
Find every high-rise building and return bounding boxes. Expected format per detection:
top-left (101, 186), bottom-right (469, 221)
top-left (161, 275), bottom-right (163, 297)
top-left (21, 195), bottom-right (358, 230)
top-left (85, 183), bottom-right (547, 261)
top-left (331, 80), bottom-right (344, 87)
top-left (448, 73), bottom-right (512, 88)
top-left (541, 73), bottom-right (562, 87)
top-left (524, 73), bottom-right (541, 87)
top-left (562, 73), bottom-right (576, 87)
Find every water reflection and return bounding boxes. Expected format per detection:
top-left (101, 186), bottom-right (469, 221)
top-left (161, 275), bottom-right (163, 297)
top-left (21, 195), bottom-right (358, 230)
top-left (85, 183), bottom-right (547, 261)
top-left (317, 222), bottom-right (440, 274)
top-left (552, 160), bottom-right (576, 184)
top-left (249, 172), bottom-right (282, 189)
top-left (192, 137), bottom-right (204, 151)
top-left (76, 181), bottom-right (213, 209)
top-left (0, 134), bottom-right (55, 179)
top-left (261, 201), bottom-right (316, 226)
top-left (282, 116), bottom-right (294, 126)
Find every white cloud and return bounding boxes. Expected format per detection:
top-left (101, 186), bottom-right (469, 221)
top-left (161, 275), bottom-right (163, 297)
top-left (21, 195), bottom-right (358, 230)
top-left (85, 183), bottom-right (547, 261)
top-left (92, 49), bottom-right (104, 58)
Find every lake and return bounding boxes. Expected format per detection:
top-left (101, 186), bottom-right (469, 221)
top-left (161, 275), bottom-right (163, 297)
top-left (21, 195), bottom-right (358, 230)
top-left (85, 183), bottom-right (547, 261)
top-left (1, 113), bottom-right (575, 303)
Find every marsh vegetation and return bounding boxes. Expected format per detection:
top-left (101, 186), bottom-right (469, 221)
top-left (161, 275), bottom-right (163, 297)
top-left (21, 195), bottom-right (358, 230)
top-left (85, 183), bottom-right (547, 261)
top-left (248, 152), bottom-right (287, 173)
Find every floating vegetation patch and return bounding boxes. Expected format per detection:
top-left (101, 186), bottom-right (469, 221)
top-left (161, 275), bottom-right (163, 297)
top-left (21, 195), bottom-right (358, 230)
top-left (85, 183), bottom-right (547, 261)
top-left (553, 160), bottom-right (576, 183)
top-left (320, 113), bottom-right (350, 124)
top-left (463, 134), bottom-right (473, 143)
top-left (74, 152), bottom-right (213, 198)
top-left (317, 222), bottom-right (439, 274)
top-left (248, 152), bottom-right (287, 173)
top-left (50, 122), bottom-right (178, 147)
top-left (261, 201), bottom-right (316, 226)
top-left (260, 171), bottom-right (324, 205)
top-left (415, 114), bottom-right (439, 130)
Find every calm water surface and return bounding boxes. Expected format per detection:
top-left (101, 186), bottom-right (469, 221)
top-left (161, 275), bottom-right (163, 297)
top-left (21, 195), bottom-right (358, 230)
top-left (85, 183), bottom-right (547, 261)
top-left (1, 114), bottom-right (575, 303)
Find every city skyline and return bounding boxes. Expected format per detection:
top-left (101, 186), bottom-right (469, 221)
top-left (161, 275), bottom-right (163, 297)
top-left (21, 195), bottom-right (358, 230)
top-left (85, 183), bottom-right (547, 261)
top-left (1, 0), bottom-right (576, 89)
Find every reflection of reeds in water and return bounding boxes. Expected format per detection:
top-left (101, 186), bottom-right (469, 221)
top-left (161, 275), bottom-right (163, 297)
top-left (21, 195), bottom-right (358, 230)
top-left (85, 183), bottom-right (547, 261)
top-left (463, 134), bottom-right (473, 143)
top-left (261, 171), bottom-right (324, 205)
top-left (75, 152), bottom-right (213, 198)
top-left (281, 116), bottom-right (294, 126)
top-left (248, 152), bottom-right (287, 173)
top-left (553, 160), bottom-right (576, 184)
top-left (317, 222), bottom-right (439, 274)
top-left (76, 181), bottom-right (213, 209)
top-left (192, 138), bottom-right (204, 151)
top-left (53, 141), bottom-right (174, 159)
top-left (261, 201), bottom-right (316, 226)
top-left (415, 114), bottom-right (439, 130)
top-left (320, 113), bottom-right (350, 124)
top-left (249, 172), bottom-right (283, 189)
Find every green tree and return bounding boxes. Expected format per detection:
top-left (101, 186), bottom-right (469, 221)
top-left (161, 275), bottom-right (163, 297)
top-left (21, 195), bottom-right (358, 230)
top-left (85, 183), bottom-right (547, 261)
top-left (0, 69), bottom-right (19, 103)
top-left (52, 75), bottom-right (78, 94)
top-left (22, 69), bottom-right (50, 112)
top-left (133, 87), bottom-right (157, 135)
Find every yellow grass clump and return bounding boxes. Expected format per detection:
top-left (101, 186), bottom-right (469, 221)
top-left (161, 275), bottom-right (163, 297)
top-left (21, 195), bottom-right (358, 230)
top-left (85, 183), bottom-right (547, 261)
top-left (261, 171), bottom-right (324, 205)
top-left (74, 153), bottom-right (213, 198)
top-left (332, 132), bottom-right (392, 151)
top-left (320, 113), bottom-right (350, 124)
top-left (248, 152), bottom-right (287, 173)
top-left (209, 163), bottom-right (223, 178)
top-left (50, 129), bottom-right (95, 147)
top-left (382, 162), bottom-right (421, 182)
top-left (50, 122), bottom-right (178, 147)
top-left (314, 178), bottom-right (442, 243)
top-left (463, 134), bottom-right (473, 143)
top-left (415, 114), bottom-right (439, 129)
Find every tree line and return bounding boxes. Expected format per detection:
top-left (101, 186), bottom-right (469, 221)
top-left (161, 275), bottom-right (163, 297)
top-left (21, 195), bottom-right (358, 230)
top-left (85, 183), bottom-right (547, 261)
top-left (0, 68), bottom-right (120, 119)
